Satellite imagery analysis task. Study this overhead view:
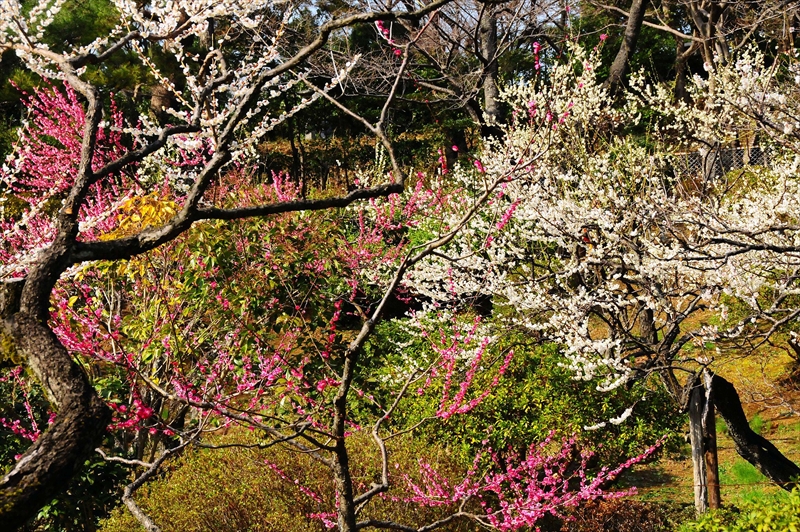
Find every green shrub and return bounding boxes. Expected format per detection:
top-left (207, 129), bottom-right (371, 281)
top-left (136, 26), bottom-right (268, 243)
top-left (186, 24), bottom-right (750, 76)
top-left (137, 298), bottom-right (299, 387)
top-left (370, 326), bottom-right (683, 467)
top-left (99, 433), bottom-right (474, 532)
top-left (680, 488), bottom-right (800, 532)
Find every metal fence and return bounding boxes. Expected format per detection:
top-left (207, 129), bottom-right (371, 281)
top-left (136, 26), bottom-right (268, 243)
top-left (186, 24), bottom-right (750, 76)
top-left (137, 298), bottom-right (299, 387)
top-left (670, 146), bottom-right (774, 180)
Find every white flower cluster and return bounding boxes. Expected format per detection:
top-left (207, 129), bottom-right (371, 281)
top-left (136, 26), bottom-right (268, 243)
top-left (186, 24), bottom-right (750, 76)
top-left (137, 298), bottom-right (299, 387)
top-left (408, 44), bottom-right (800, 399)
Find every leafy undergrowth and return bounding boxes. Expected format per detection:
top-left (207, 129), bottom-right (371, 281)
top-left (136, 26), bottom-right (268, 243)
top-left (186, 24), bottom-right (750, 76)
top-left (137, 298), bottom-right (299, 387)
top-left (679, 489), bottom-right (800, 532)
top-left (99, 432), bottom-right (475, 532)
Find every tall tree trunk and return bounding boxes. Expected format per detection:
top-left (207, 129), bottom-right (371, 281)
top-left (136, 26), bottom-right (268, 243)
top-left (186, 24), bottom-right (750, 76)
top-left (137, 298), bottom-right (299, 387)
top-left (673, 41), bottom-right (696, 104)
top-left (479, 6), bottom-right (501, 135)
top-left (333, 348), bottom-right (360, 532)
top-left (639, 306), bottom-right (658, 344)
top-left (605, 0), bottom-right (650, 96)
top-left (703, 371), bottom-right (721, 510)
top-left (334, 439), bottom-right (358, 532)
top-left (1, 276), bottom-right (111, 529)
top-left (712, 374), bottom-right (800, 491)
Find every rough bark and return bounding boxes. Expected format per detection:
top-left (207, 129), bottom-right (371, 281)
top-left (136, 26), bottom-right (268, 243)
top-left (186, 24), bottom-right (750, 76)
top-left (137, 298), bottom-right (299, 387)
top-left (639, 306), bottom-right (658, 345)
top-left (712, 373), bottom-right (800, 491)
top-left (334, 438), bottom-right (358, 532)
top-left (688, 380), bottom-right (708, 514)
top-left (605, 0), bottom-right (649, 96)
top-left (0, 280), bottom-right (111, 530)
top-left (333, 348), bottom-right (360, 532)
top-left (702, 372), bottom-right (720, 510)
top-left (673, 40), bottom-right (696, 104)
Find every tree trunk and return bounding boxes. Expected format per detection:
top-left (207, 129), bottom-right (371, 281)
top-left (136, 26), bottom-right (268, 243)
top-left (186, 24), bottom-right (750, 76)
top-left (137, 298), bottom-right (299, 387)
top-left (334, 439), bottom-right (358, 532)
top-left (0, 279), bottom-right (111, 530)
top-left (605, 0), bottom-right (650, 96)
top-left (702, 371), bottom-right (721, 509)
top-left (479, 6), bottom-right (501, 132)
top-left (712, 374), bottom-right (800, 491)
top-left (333, 348), bottom-right (360, 532)
top-left (688, 379), bottom-right (709, 514)
top-left (673, 40), bottom-right (694, 104)
top-left (639, 306), bottom-right (658, 344)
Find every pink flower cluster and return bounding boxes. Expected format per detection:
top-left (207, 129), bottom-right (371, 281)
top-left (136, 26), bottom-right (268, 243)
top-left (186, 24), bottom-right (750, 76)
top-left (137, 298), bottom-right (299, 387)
top-left (417, 315), bottom-right (514, 419)
top-left (376, 20), bottom-right (403, 57)
top-left (402, 433), bottom-right (663, 530)
top-left (0, 368), bottom-right (49, 453)
top-left (0, 82), bottom-right (133, 274)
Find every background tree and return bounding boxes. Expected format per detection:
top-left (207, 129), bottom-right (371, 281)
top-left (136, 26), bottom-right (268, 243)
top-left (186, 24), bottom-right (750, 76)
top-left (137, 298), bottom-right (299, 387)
top-left (587, 0), bottom-right (800, 98)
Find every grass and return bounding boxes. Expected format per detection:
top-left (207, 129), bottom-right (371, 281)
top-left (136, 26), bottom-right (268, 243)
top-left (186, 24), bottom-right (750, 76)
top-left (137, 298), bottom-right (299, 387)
top-left (726, 460), bottom-right (763, 485)
top-left (749, 413), bottom-right (762, 435)
top-left (631, 407), bottom-right (795, 512)
top-left (606, 317), bottom-right (800, 527)
top-left (718, 458), bottom-right (787, 507)
top-left (716, 417), bottom-right (728, 436)
top-left (777, 419), bottom-right (800, 437)
top-left (748, 412), bottom-right (770, 436)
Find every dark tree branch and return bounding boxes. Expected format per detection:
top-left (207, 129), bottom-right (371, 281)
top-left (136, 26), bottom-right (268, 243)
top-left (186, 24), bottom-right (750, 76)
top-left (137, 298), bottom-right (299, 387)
top-left (73, 183), bottom-right (403, 262)
top-left (712, 373), bottom-right (800, 491)
top-left (605, 0), bottom-right (650, 95)
top-left (591, 1), bottom-right (702, 42)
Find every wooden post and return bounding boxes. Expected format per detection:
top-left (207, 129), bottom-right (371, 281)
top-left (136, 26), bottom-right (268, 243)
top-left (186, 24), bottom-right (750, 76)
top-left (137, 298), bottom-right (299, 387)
top-left (703, 370), bottom-right (721, 509)
top-left (689, 381), bottom-right (709, 514)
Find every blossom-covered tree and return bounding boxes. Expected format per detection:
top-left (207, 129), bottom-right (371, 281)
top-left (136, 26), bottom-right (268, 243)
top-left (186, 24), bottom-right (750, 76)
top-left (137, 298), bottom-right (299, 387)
top-left (0, 2), bottom-right (663, 530)
top-left (407, 40), bottom-right (800, 509)
top-left (0, 0), bottom-right (445, 527)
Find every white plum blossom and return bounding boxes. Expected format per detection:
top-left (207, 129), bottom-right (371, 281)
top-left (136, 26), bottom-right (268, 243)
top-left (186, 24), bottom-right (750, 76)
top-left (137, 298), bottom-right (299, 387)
top-left (409, 43), bottom-right (800, 410)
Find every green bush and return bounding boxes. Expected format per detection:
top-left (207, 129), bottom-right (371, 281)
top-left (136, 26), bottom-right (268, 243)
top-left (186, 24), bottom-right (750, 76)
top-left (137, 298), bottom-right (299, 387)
top-left (680, 489), bottom-right (800, 532)
top-left (369, 325), bottom-right (683, 466)
top-left (98, 433), bottom-right (474, 532)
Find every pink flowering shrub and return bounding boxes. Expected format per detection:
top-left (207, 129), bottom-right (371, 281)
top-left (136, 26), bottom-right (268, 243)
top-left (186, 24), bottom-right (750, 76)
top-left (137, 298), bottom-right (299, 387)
top-left (0, 67), bottom-right (663, 532)
top-left (401, 433), bottom-right (662, 530)
top-left (0, 368), bottom-right (48, 453)
top-left (33, 156), bottom-right (452, 446)
top-left (0, 82), bottom-right (133, 275)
